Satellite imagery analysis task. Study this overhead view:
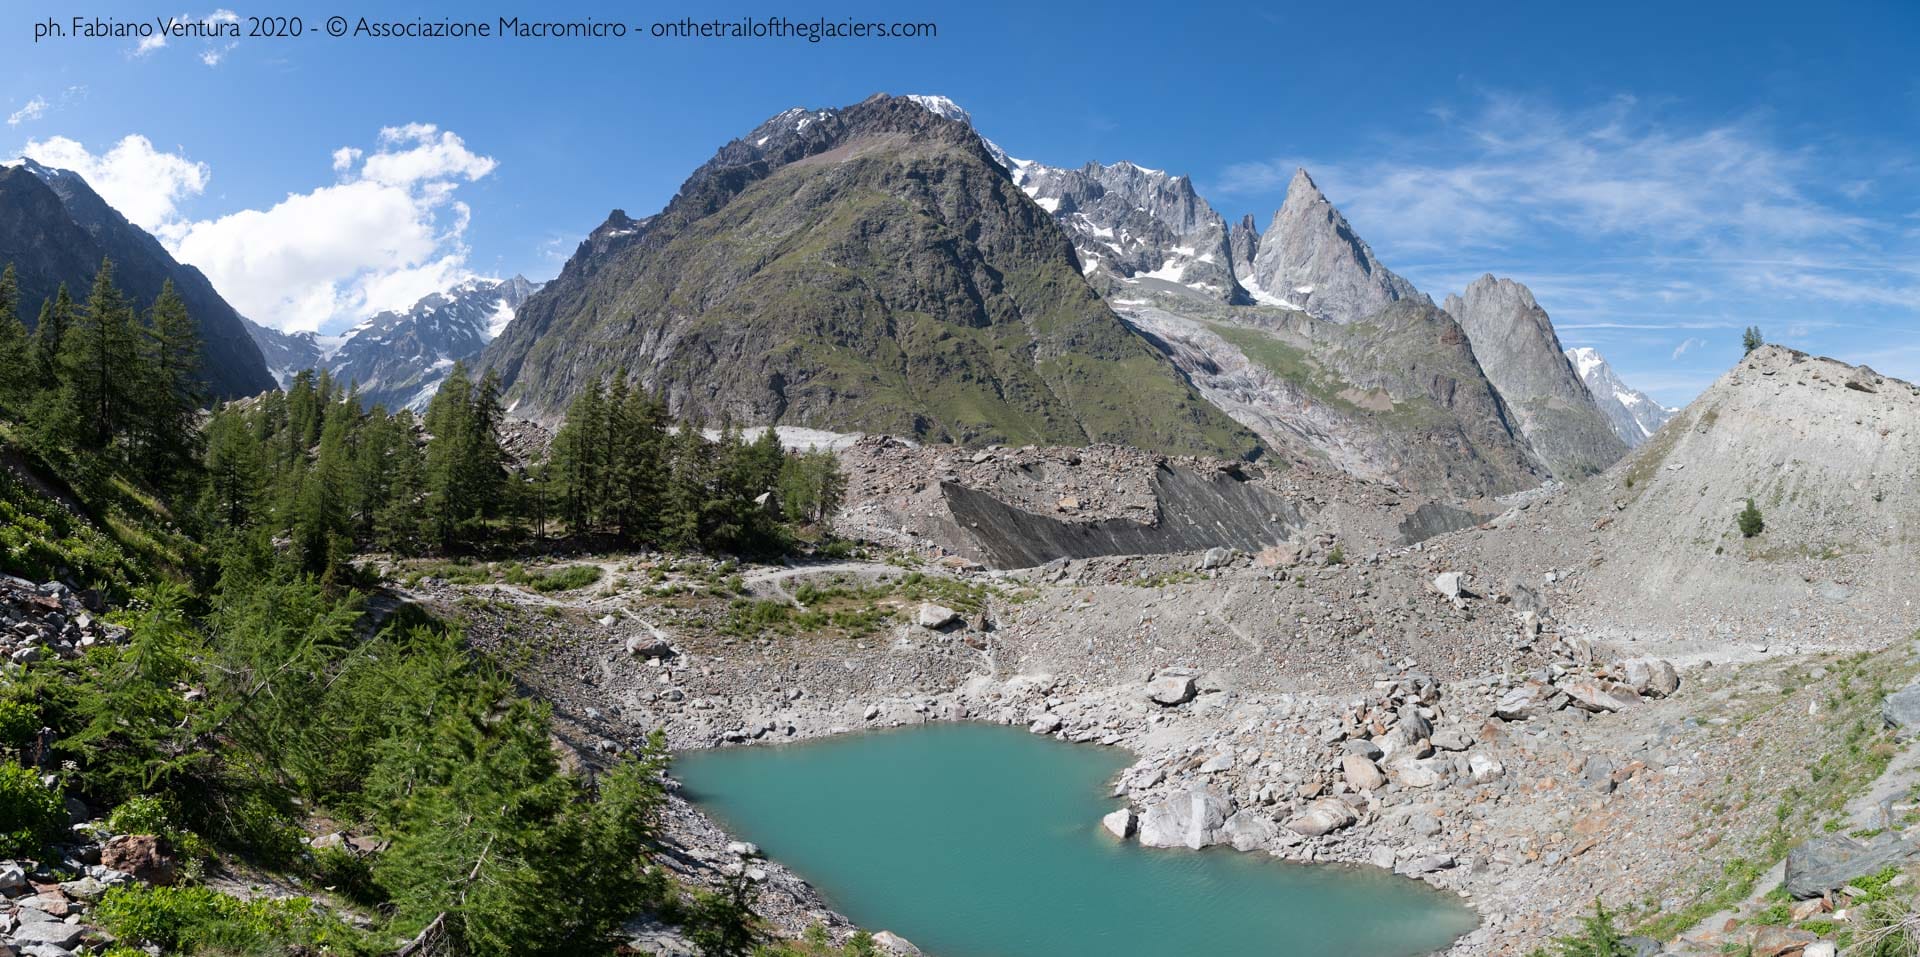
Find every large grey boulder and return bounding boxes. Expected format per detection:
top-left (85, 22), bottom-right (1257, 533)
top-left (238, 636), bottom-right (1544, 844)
top-left (1884, 683), bottom-right (1920, 736)
top-left (1784, 833), bottom-right (1919, 899)
top-left (1342, 754), bottom-right (1387, 791)
top-left (1137, 788), bottom-right (1231, 849)
top-left (1145, 674), bottom-right (1197, 707)
top-left (1221, 809), bottom-right (1281, 851)
top-left (12, 911), bottom-right (86, 948)
top-left (872, 931), bottom-right (924, 956)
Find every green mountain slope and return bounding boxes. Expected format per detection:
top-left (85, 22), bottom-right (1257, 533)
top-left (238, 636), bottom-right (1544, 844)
top-left (480, 95), bottom-right (1258, 458)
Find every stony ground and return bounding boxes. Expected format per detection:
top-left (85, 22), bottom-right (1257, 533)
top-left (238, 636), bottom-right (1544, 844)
top-left (392, 526), bottom-right (1920, 956)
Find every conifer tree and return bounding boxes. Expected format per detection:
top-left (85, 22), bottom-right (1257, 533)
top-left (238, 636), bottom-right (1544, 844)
top-left (30, 284), bottom-right (74, 388)
top-left (0, 264), bottom-right (29, 408)
top-left (201, 409), bottom-right (266, 532)
top-left (139, 280), bottom-right (205, 485)
top-left (61, 259), bottom-right (142, 449)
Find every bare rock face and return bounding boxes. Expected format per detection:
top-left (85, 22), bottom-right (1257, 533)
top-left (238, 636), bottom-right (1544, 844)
top-left (1228, 213), bottom-right (1261, 284)
top-left (102, 834), bottom-right (178, 886)
top-left (1566, 346), bottom-right (1676, 447)
top-left (1443, 275), bottom-right (1627, 481)
top-left (1245, 169), bottom-right (1429, 322)
top-left (1017, 160), bottom-right (1244, 302)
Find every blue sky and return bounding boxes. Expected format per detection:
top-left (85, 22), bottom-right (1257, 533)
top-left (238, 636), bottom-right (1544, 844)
top-left (4, 0), bottom-right (1917, 405)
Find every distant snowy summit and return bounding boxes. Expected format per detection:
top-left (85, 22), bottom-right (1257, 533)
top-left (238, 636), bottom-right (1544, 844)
top-left (1565, 346), bottom-right (1677, 446)
top-left (245, 275), bottom-right (542, 411)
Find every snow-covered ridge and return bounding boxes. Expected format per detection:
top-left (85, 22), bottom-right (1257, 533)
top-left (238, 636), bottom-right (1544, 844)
top-left (1564, 346), bottom-right (1678, 446)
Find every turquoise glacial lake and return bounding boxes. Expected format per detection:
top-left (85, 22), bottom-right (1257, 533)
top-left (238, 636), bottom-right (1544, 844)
top-left (675, 722), bottom-right (1478, 957)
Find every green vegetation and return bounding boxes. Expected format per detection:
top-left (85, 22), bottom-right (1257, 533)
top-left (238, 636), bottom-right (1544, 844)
top-left (1739, 498), bottom-right (1765, 538)
top-left (1533, 899), bottom-right (1634, 957)
top-left (1744, 326), bottom-right (1765, 355)
top-left (0, 257), bottom-right (877, 955)
top-left (720, 572), bottom-right (994, 639)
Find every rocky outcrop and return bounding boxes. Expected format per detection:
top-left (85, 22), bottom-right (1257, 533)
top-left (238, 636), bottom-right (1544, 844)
top-left (1443, 275), bottom-right (1626, 481)
top-left (1785, 833), bottom-right (1919, 899)
top-left (938, 464), bottom-right (1304, 568)
top-left (1016, 160), bottom-right (1243, 302)
top-left (1244, 169), bottom-right (1429, 322)
top-left (1137, 787), bottom-right (1231, 848)
top-left (1228, 214), bottom-right (1260, 285)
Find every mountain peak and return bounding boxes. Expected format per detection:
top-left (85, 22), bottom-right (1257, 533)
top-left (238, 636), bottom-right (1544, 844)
top-left (1245, 167), bottom-right (1427, 321)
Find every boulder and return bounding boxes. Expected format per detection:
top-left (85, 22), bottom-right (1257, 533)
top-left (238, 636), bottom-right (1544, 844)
top-left (917, 604), bottom-right (961, 630)
top-left (1198, 547), bottom-right (1233, 570)
top-left (1145, 674), bottom-right (1197, 707)
top-left (872, 931), bottom-right (924, 956)
top-left (102, 833), bottom-right (178, 886)
top-left (1221, 809), bottom-right (1281, 852)
top-left (11, 912), bottom-right (85, 949)
top-left (1254, 544), bottom-right (1303, 568)
top-left (1622, 658), bottom-right (1681, 698)
top-left (1885, 683), bottom-right (1920, 736)
top-left (1028, 713), bottom-right (1063, 735)
top-left (1468, 753), bottom-right (1505, 784)
top-left (1384, 751), bottom-right (1441, 788)
top-left (1342, 754), bottom-right (1387, 791)
top-left (1785, 833), bottom-right (1919, 899)
top-left (1558, 677), bottom-right (1642, 713)
top-left (1747, 925), bottom-right (1817, 957)
top-left (1620, 937), bottom-right (1665, 957)
top-left (0, 861), bottom-right (24, 893)
top-left (1137, 788), bottom-right (1231, 849)
top-left (1284, 797), bottom-right (1356, 837)
top-left (1101, 808), bottom-right (1136, 839)
top-left (1494, 683), bottom-right (1548, 721)
top-left (1432, 572), bottom-right (1467, 599)
top-left (626, 635), bottom-right (674, 659)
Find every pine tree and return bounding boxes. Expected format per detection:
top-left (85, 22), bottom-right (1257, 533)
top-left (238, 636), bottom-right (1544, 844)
top-left (139, 280), bottom-right (206, 486)
top-left (1742, 326), bottom-right (1764, 355)
top-left (61, 259), bottom-right (143, 449)
top-left (200, 409), bottom-right (266, 532)
top-left (30, 284), bottom-right (73, 388)
top-left (376, 410), bottom-right (429, 553)
top-left (551, 382), bottom-right (607, 536)
top-left (0, 264), bottom-right (30, 408)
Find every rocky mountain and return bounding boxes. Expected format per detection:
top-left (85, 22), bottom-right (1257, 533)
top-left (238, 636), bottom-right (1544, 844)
top-left (479, 94), bottom-right (1258, 459)
top-left (1228, 214), bottom-right (1260, 284)
top-left (245, 276), bottom-right (541, 410)
top-left (1442, 275), bottom-right (1626, 480)
top-left (1244, 169), bottom-right (1429, 322)
top-left (0, 158), bottom-right (274, 399)
top-left (1565, 346), bottom-right (1676, 446)
top-left (1013, 160), bottom-right (1244, 302)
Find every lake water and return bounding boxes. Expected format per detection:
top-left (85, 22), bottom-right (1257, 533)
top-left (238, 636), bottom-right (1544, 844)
top-left (675, 722), bottom-right (1478, 957)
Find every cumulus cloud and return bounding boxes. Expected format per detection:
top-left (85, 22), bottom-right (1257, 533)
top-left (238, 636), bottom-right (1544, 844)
top-left (165, 125), bottom-right (497, 332)
top-left (18, 134), bottom-right (210, 229)
top-left (6, 97), bottom-right (47, 127)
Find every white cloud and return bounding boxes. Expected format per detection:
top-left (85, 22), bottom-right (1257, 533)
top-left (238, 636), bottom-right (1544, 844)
top-left (164, 125), bottom-right (496, 333)
top-left (6, 97), bottom-right (47, 127)
top-left (135, 11), bottom-right (241, 65)
top-left (17, 134), bottom-right (210, 229)
top-left (1671, 337), bottom-right (1706, 359)
top-left (134, 33), bottom-right (168, 56)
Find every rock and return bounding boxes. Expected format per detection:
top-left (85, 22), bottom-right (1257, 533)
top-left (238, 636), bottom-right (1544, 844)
top-left (872, 931), bottom-right (923, 956)
top-left (102, 833), bottom-right (177, 886)
top-left (10, 914), bottom-right (84, 949)
top-left (1619, 937), bottom-right (1664, 957)
top-left (1468, 752), bottom-right (1505, 784)
top-left (1221, 809), bottom-right (1280, 851)
top-left (1028, 714), bottom-right (1063, 735)
top-left (1622, 658), bottom-right (1681, 698)
top-left (725, 841), bottom-right (760, 858)
top-left (1285, 797), bottom-right (1357, 837)
top-left (1884, 683), bottom-right (1920, 735)
top-left (1342, 738), bottom-right (1385, 761)
top-left (916, 604), bottom-right (961, 630)
top-left (1198, 752), bottom-right (1234, 773)
top-left (1101, 808), bottom-right (1136, 839)
top-left (1137, 787), bottom-right (1231, 849)
top-left (1198, 547), bottom-right (1233, 570)
top-left (1802, 941), bottom-right (1837, 957)
top-left (1494, 683), bottom-right (1548, 721)
top-left (1747, 925), bottom-right (1817, 957)
top-left (1408, 806), bottom-right (1443, 837)
top-left (1342, 754), bottom-right (1387, 791)
top-left (1254, 544), bottom-right (1303, 568)
top-left (626, 635), bottom-right (674, 659)
top-left (1384, 751), bottom-right (1441, 788)
top-left (1399, 853), bottom-right (1455, 875)
top-left (1431, 572), bottom-right (1470, 607)
top-left (864, 704), bottom-right (881, 721)
top-left (1430, 728), bottom-right (1473, 752)
top-left (1559, 677), bottom-right (1642, 713)
top-left (0, 861), bottom-right (24, 892)
top-left (1145, 674), bottom-right (1197, 707)
top-left (1785, 833), bottom-right (1919, 898)
top-left (57, 877), bottom-right (106, 902)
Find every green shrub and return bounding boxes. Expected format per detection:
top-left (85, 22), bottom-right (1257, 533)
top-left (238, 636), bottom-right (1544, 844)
top-left (93, 884), bottom-right (359, 954)
top-left (1738, 499), bottom-right (1765, 538)
top-left (1549, 898), bottom-right (1634, 957)
top-left (0, 761), bottom-right (66, 857)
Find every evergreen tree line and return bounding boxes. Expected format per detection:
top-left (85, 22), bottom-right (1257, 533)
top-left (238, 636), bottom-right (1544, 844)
top-left (0, 259), bottom-right (206, 490)
top-left (206, 361), bottom-right (847, 578)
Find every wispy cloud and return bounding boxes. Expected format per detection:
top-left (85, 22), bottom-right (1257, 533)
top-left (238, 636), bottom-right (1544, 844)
top-left (1671, 336), bottom-right (1706, 359)
top-left (6, 97), bottom-right (47, 127)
